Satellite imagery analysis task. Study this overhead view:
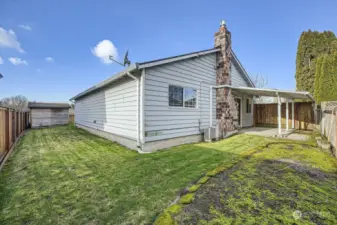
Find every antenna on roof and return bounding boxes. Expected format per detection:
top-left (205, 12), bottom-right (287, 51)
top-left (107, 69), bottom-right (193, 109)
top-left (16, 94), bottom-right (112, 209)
top-left (109, 50), bottom-right (131, 67)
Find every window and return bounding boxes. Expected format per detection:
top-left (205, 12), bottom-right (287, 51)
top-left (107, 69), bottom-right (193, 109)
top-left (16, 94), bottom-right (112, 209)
top-left (246, 98), bottom-right (252, 113)
top-left (184, 88), bottom-right (197, 108)
top-left (169, 85), bottom-right (197, 108)
top-left (169, 86), bottom-right (183, 107)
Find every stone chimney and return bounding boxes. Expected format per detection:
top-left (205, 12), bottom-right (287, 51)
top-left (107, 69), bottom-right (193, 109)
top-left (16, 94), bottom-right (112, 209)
top-left (214, 20), bottom-right (237, 136)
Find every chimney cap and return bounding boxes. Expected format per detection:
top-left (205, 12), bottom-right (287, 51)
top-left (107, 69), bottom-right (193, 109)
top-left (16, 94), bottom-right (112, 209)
top-left (220, 20), bottom-right (226, 27)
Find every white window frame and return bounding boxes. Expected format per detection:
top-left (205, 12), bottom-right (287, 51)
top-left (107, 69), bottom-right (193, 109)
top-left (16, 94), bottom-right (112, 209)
top-left (168, 85), bottom-right (198, 109)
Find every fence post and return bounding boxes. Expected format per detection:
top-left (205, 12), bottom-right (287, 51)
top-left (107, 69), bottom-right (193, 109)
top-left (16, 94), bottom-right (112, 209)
top-left (335, 110), bottom-right (337, 153)
top-left (9, 111), bottom-right (12, 147)
top-left (21, 112), bottom-right (23, 133)
top-left (16, 112), bottom-right (19, 137)
top-left (5, 109), bottom-right (9, 151)
top-left (0, 109), bottom-right (4, 153)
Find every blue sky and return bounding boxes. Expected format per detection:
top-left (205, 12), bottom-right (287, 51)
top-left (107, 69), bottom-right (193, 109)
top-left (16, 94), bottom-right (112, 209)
top-left (0, 0), bottom-right (337, 102)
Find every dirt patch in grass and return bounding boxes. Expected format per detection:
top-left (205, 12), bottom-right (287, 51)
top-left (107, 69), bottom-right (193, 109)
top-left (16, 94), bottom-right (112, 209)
top-left (174, 143), bottom-right (337, 225)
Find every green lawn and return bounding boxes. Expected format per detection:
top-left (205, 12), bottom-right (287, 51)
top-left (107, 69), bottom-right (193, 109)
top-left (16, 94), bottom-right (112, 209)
top-left (0, 126), bottom-right (269, 225)
top-left (173, 142), bottom-right (337, 225)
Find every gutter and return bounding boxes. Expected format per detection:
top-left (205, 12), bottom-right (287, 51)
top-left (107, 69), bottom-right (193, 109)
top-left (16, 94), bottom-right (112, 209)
top-left (70, 64), bottom-right (139, 101)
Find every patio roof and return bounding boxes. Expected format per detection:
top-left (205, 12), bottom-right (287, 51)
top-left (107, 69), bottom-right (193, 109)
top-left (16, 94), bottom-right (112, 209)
top-left (214, 85), bottom-right (314, 101)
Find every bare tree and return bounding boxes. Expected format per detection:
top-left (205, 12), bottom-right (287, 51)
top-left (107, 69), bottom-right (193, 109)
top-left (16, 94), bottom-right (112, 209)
top-left (0, 95), bottom-right (28, 111)
top-left (253, 74), bottom-right (268, 88)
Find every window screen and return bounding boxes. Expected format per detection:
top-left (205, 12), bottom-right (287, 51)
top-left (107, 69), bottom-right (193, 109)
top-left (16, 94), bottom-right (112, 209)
top-left (169, 85), bottom-right (183, 107)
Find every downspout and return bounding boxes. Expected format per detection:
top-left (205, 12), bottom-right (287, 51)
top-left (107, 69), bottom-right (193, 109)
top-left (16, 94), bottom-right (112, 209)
top-left (209, 86), bottom-right (213, 140)
top-left (210, 86), bottom-right (213, 128)
top-left (126, 72), bottom-right (140, 147)
top-left (126, 71), bottom-right (149, 154)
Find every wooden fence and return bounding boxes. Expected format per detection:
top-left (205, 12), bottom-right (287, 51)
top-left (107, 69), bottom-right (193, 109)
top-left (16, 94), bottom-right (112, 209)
top-left (254, 102), bottom-right (315, 130)
top-left (69, 114), bottom-right (75, 124)
top-left (319, 102), bottom-right (337, 156)
top-left (0, 108), bottom-right (30, 163)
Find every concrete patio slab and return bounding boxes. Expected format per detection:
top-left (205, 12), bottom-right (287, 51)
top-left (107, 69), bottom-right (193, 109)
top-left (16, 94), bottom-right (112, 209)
top-left (239, 127), bottom-right (309, 141)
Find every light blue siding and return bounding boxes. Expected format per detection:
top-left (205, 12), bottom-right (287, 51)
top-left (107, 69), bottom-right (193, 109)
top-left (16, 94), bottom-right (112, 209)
top-left (144, 53), bottom-right (217, 142)
top-left (143, 52), bottom-right (254, 142)
top-left (231, 58), bottom-right (251, 87)
top-left (74, 50), bottom-right (254, 145)
top-left (230, 57), bottom-right (254, 127)
top-left (75, 76), bottom-right (139, 140)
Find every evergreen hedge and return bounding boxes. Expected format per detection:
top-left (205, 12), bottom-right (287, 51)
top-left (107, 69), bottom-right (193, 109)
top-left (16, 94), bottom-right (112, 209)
top-left (295, 30), bottom-right (336, 94)
top-left (319, 52), bottom-right (337, 102)
top-left (313, 56), bottom-right (324, 103)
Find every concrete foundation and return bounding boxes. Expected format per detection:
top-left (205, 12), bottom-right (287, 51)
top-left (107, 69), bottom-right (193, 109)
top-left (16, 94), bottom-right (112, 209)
top-left (76, 124), bottom-right (138, 151)
top-left (141, 134), bottom-right (203, 152)
top-left (76, 123), bottom-right (203, 153)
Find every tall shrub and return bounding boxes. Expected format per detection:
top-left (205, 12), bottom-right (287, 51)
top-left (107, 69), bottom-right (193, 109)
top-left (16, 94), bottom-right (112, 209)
top-left (295, 30), bottom-right (336, 93)
top-left (314, 56), bottom-right (324, 103)
top-left (319, 52), bottom-right (337, 101)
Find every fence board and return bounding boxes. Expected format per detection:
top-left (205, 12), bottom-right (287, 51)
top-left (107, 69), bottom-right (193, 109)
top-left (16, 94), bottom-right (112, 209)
top-left (0, 111), bottom-right (5, 153)
top-left (69, 114), bottom-right (75, 124)
top-left (254, 102), bottom-right (314, 130)
top-left (0, 108), bottom-right (30, 163)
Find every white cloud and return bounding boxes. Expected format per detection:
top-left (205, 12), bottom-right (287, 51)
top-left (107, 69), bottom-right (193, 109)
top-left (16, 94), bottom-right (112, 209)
top-left (0, 27), bottom-right (24, 52)
top-left (91, 40), bottom-right (118, 64)
top-left (45, 57), bottom-right (54, 63)
top-left (0, 57), bottom-right (3, 64)
top-left (8, 57), bottom-right (28, 65)
top-left (18, 25), bottom-right (32, 31)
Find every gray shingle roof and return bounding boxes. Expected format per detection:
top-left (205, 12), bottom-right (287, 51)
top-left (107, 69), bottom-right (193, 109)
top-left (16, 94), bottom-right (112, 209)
top-left (70, 47), bottom-right (254, 100)
top-left (28, 102), bottom-right (70, 109)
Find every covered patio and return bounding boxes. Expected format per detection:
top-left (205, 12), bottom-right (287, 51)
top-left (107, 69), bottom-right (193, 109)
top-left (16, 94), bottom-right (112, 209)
top-left (211, 85), bottom-right (315, 137)
top-left (238, 127), bottom-right (310, 141)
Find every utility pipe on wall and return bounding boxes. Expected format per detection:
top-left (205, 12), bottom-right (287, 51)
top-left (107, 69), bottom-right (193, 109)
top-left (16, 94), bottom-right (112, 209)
top-left (209, 86), bottom-right (213, 128)
top-left (126, 72), bottom-right (140, 147)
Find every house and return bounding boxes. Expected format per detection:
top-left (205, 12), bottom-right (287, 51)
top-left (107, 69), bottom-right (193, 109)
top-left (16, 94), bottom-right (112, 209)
top-left (70, 21), bottom-right (258, 152)
top-left (28, 102), bottom-right (70, 128)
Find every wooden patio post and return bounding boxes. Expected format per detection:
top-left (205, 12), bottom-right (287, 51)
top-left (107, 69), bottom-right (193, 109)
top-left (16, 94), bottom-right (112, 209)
top-left (277, 95), bottom-right (282, 135)
top-left (291, 99), bottom-right (295, 129)
top-left (335, 110), bottom-right (337, 153)
top-left (286, 98), bottom-right (289, 131)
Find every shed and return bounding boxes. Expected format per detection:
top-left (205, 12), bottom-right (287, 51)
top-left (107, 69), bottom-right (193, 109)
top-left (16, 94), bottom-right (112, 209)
top-left (28, 102), bottom-right (70, 128)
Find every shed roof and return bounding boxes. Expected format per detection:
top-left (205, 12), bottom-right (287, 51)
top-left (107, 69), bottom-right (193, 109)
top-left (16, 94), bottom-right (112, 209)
top-left (28, 102), bottom-right (71, 109)
top-left (70, 48), bottom-right (253, 100)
